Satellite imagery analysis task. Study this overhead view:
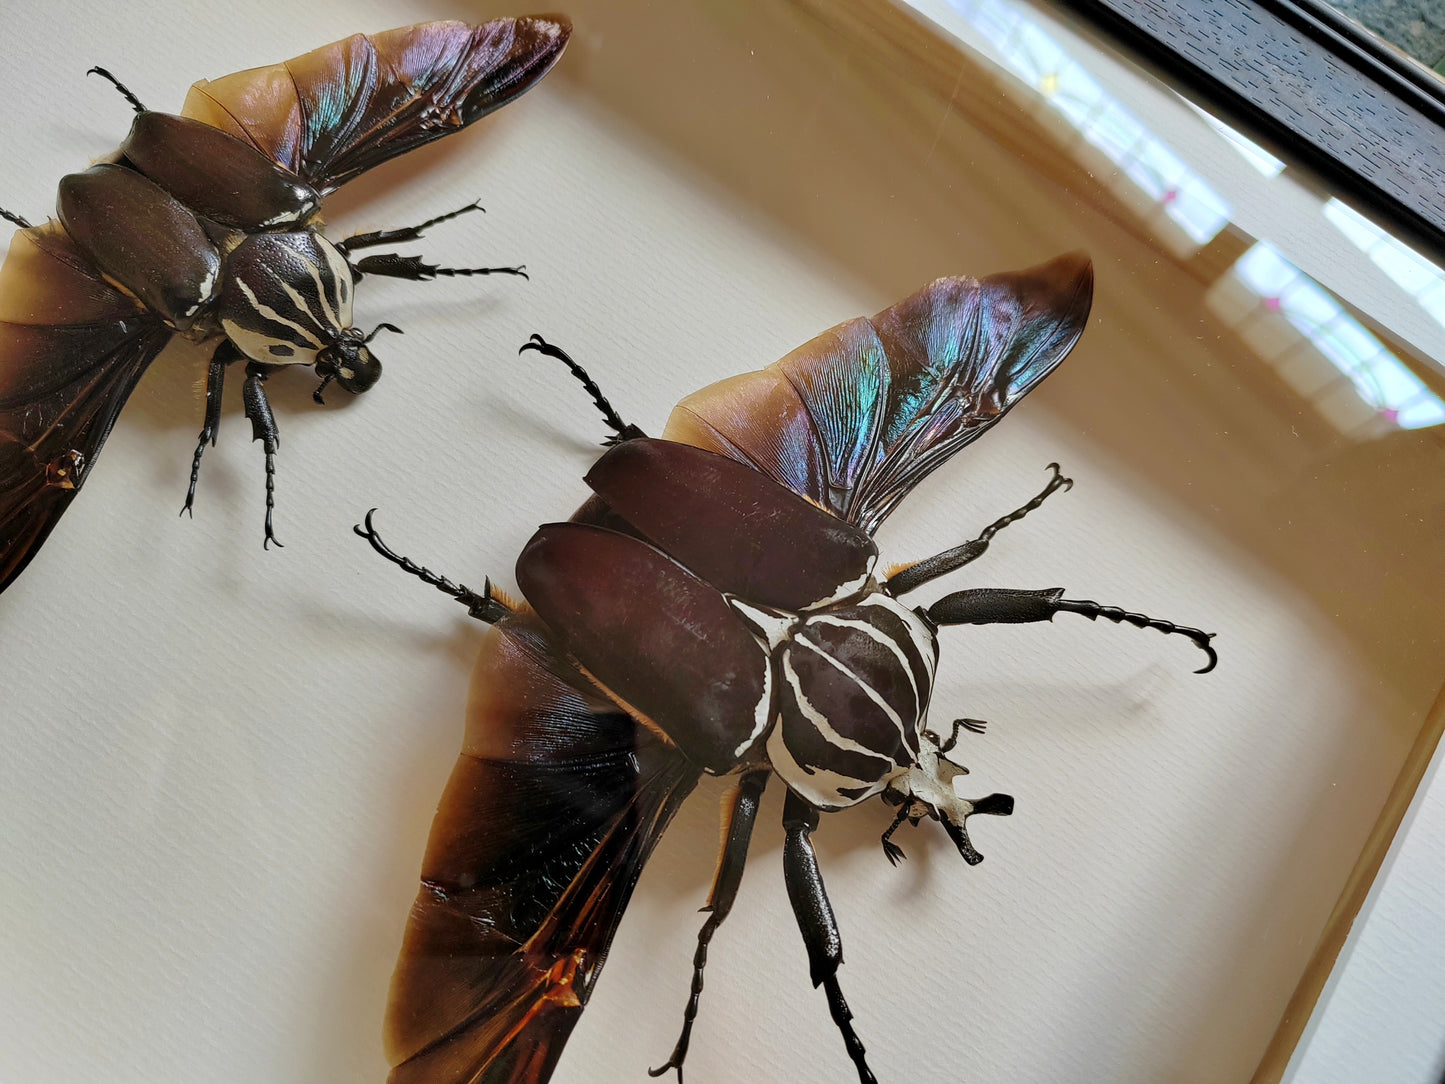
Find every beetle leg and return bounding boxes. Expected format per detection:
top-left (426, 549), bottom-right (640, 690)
top-left (240, 362), bottom-right (283, 549)
top-left (350, 252), bottom-right (528, 281)
top-left (0, 206), bottom-right (32, 229)
top-left (518, 334), bottom-right (646, 445)
top-left (879, 804), bottom-right (910, 866)
top-left (884, 463), bottom-right (1072, 596)
top-left (920, 717), bottom-right (988, 754)
top-left (351, 509), bottom-right (511, 623)
top-left (333, 200), bottom-right (484, 254)
top-left (925, 586), bottom-right (1219, 674)
top-left (782, 791), bottom-right (877, 1084)
top-left (181, 341), bottom-right (242, 518)
top-left (650, 769), bottom-right (769, 1083)
top-left (86, 66), bottom-right (147, 114)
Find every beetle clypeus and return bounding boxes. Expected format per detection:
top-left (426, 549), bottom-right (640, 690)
top-left (359, 253), bottom-right (1217, 1084)
top-left (0, 16), bottom-right (570, 593)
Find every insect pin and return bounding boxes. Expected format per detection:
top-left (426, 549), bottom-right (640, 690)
top-left (0, 16), bottom-right (571, 593)
top-left (360, 253), bottom-right (1217, 1084)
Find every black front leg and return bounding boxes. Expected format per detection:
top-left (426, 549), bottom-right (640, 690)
top-left (885, 463), bottom-right (1072, 596)
top-left (351, 253), bottom-right (528, 281)
top-left (333, 201), bottom-right (484, 254)
top-left (925, 586), bottom-right (1218, 673)
top-left (651, 769), bottom-right (770, 1083)
top-left (517, 334), bottom-right (646, 446)
top-left (782, 791), bottom-right (877, 1084)
top-left (182, 340), bottom-right (243, 518)
top-left (241, 361), bottom-right (283, 549)
top-left (337, 201), bottom-right (527, 281)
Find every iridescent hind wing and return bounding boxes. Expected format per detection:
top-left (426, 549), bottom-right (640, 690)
top-left (662, 253), bottom-right (1094, 535)
top-left (180, 17), bottom-right (570, 195)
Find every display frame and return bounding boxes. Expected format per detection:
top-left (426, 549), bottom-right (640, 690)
top-left (1049, 0), bottom-right (1445, 261)
top-left (1, 0), bottom-right (1442, 1080)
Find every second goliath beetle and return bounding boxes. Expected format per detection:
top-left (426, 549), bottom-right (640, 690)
top-left (0, 16), bottom-right (570, 593)
top-left (360, 253), bottom-right (1217, 1084)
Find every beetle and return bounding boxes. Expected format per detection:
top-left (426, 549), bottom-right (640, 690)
top-left (357, 253), bottom-right (1217, 1084)
top-left (0, 16), bottom-right (571, 593)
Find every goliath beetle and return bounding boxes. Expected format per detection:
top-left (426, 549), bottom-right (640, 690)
top-left (0, 16), bottom-right (570, 593)
top-left (359, 253), bottom-right (1217, 1084)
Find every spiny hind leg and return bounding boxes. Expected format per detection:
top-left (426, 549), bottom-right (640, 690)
top-left (181, 341), bottom-right (242, 518)
top-left (651, 770), bottom-right (769, 1082)
top-left (782, 792), bottom-right (877, 1084)
top-left (352, 509), bottom-right (511, 624)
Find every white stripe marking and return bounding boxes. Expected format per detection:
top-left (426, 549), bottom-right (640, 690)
top-left (793, 632), bottom-right (913, 754)
top-left (803, 610), bottom-right (923, 721)
top-left (765, 724), bottom-right (885, 811)
top-left (234, 278), bottom-right (325, 349)
top-left (732, 651), bottom-right (774, 759)
top-left (782, 650), bottom-right (898, 763)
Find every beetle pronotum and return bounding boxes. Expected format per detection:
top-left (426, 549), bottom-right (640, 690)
top-left (360, 253), bottom-right (1216, 1084)
top-left (0, 16), bottom-right (570, 593)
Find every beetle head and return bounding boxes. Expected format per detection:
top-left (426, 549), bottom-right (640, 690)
top-left (890, 730), bottom-right (1014, 866)
top-left (316, 333), bottom-right (381, 395)
top-left (314, 322), bottom-right (402, 399)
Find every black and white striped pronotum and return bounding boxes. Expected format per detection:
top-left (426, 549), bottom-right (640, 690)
top-left (361, 253), bottom-right (1218, 1084)
top-left (0, 17), bottom-right (570, 593)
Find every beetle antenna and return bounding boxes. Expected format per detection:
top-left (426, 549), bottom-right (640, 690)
top-left (0, 206), bottom-right (33, 229)
top-left (353, 508), bottom-right (511, 624)
top-left (364, 321), bottom-right (403, 343)
top-left (86, 67), bottom-right (147, 114)
top-left (920, 717), bottom-right (987, 754)
top-left (518, 334), bottom-right (646, 445)
top-left (885, 463), bottom-right (1072, 596)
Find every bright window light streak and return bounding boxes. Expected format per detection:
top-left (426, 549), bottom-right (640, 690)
top-left (946, 0), bottom-right (1231, 245)
top-left (1324, 199), bottom-right (1445, 334)
top-left (1182, 101), bottom-right (1286, 177)
top-left (1235, 242), bottom-right (1445, 430)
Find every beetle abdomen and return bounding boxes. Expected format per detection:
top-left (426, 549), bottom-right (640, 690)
top-left (218, 231), bottom-right (354, 365)
top-left (768, 593), bottom-right (937, 810)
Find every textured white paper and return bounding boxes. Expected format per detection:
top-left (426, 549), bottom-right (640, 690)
top-left (0, 2), bottom-right (1435, 1083)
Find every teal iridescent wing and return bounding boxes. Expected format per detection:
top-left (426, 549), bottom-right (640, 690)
top-left (180, 17), bottom-right (570, 195)
top-left (662, 253), bottom-right (1094, 535)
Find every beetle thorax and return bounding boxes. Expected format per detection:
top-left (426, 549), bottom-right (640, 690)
top-left (217, 231), bottom-right (356, 366)
top-left (738, 589), bottom-right (938, 811)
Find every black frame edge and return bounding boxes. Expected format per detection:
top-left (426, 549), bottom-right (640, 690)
top-left (1048, 0), bottom-right (1445, 262)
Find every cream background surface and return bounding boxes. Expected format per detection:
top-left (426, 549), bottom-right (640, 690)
top-left (0, 2), bottom-right (1440, 1083)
